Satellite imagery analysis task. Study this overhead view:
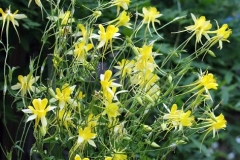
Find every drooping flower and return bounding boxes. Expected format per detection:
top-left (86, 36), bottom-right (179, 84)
top-left (111, 0), bottom-right (130, 15)
top-left (50, 83), bottom-right (77, 110)
top-left (11, 74), bottom-right (39, 97)
top-left (136, 7), bottom-right (163, 37)
top-left (0, 7), bottom-right (27, 40)
top-left (200, 112), bottom-right (227, 138)
top-left (22, 98), bottom-right (56, 128)
top-left (163, 104), bottom-right (194, 130)
top-left (77, 126), bottom-right (96, 147)
top-left (91, 24), bottom-right (120, 49)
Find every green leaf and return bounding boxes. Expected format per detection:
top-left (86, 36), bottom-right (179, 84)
top-left (221, 88), bottom-right (229, 105)
top-left (224, 71), bottom-right (233, 84)
top-left (190, 137), bottom-right (210, 157)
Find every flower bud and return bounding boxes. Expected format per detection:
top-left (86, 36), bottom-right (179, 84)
top-left (48, 88), bottom-right (56, 97)
top-left (207, 50), bottom-right (216, 57)
top-left (146, 140), bottom-right (160, 148)
top-left (142, 125), bottom-right (152, 132)
top-left (93, 11), bottom-right (102, 18)
top-left (161, 123), bottom-right (167, 131)
top-left (40, 126), bottom-right (47, 136)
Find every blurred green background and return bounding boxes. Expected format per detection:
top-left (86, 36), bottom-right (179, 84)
top-left (0, 0), bottom-right (240, 159)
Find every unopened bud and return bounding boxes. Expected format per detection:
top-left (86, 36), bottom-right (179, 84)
top-left (93, 11), bottom-right (102, 18)
top-left (142, 125), bottom-right (152, 132)
top-left (3, 85), bottom-right (7, 95)
top-left (48, 88), bottom-right (56, 97)
top-left (136, 96), bottom-right (143, 105)
top-left (41, 66), bottom-right (44, 73)
top-left (161, 123), bottom-right (167, 131)
top-left (146, 140), bottom-right (160, 148)
top-left (168, 74), bottom-right (172, 83)
top-left (207, 50), bottom-right (216, 57)
top-left (123, 136), bottom-right (131, 140)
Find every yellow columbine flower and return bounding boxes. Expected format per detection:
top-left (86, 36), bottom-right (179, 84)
top-left (139, 70), bottom-right (159, 90)
top-left (11, 74), bottom-right (39, 97)
top-left (188, 72), bottom-right (218, 97)
top-left (77, 90), bottom-right (85, 100)
top-left (198, 73), bottom-right (218, 90)
top-left (72, 41), bottom-right (93, 62)
top-left (74, 154), bottom-right (81, 160)
top-left (137, 7), bottom-right (163, 37)
top-left (75, 90), bottom-right (85, 110)
top-left (76, 24), bottom-right (89, 42)
top-left (113, 153), bottom-right (127, 160)
top-left (0, 6), bottom-right (27, 40)
top-left (108, 11), bottom-right (132, 28)
top-left (185, 13), bottom-right (212, 44)
top-left (68, 24), bottom-right (93, 61)
top-left (146, 84), bottom-right (161, 100)
top-left (22, 98), bottom-right (56, 128)
top-left (58, 109), bottom-right (74, 130)
top-left (50, 83), bottom-right (77, 110)
top-left (111, 0), bottom-right (130, 15)
top-left (100, 70), bottom-right (122, 102)
top-left (28, 0), bottom-right (42, 10)
top-left (74, 154), bottom-right (90, 160)
top-left (87, 113), bottom-right (99, 128)
top-left (92, 24), bottom-right (120, 49)
top-left (77, 126), bottom-right (96, 147)
top-left (130, 69), bottom-right (159, 91)
top-left (200, 112), bottom-right (227, 138)
top-left (134, 44), bottom-right (157, 72)
top-left (47, 10), bottom-right (74, 25)
top-left (114, 59), bottom-right (135, 77)
top-left (103, 102), bottom-right (120, 119)
top-left (163, 104), bottom-right (194, 130)
top-left (209, 23), bottom-right (232, 49)
top-left (59, 10), bottom-right (74, 25)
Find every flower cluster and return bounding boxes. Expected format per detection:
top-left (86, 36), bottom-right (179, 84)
top-left (2, 0), bottom-right (230, 159)
top-left (183, 13), bottom-right (232, 49)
